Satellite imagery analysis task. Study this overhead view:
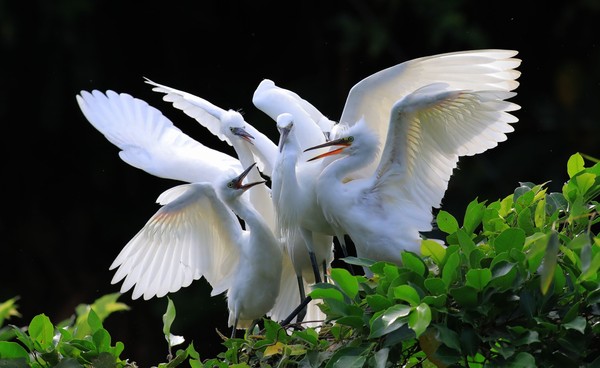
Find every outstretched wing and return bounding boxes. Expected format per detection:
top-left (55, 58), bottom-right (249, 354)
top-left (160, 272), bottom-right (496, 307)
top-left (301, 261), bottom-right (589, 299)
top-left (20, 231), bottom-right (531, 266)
top-left (76, 90), bottom-right (242, 183)
top-left (146, 78), bottom-right (278, 176)
top-left (373, 83), bottom-right (519, 217)
top-left (253, 79), bottom-right (332, 152)
top-left (339, 49), bottom-right (521, 179)
top-left (110, 183), bottom-right (242, 300)
top-left (144, 78), bottom-right (233, 144)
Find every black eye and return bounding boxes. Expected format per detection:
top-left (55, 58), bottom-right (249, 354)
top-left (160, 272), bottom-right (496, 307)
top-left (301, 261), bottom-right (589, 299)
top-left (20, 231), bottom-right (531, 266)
top-left (347, 136), bottom-right (354, 143)
top-left (227, 182), bottom-right (235, 188)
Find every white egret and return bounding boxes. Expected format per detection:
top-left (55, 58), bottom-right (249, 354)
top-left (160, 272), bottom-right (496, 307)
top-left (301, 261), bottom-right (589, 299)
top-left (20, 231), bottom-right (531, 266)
top-left (75, 90), bottom-right (316, 332)
top-left (143, 79), bottom-right (327, 325)
top-left (144, 78), bottom-right (277, 227)
top-left (253, 81), bottom-right (339, 285)
top-left (305, 82), bottom-right (520, 265)
top-left (258, 49), bottom-right (521, 268)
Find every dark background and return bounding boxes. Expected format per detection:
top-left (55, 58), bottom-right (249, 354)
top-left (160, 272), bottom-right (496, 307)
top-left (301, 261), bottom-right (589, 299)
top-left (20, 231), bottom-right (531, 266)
top-left (1, 0), bottom-right (599, 366)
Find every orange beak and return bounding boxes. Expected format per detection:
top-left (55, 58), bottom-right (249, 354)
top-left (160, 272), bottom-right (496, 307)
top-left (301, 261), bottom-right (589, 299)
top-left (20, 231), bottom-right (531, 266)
top-left (304, 138), bottom-right (351, 162)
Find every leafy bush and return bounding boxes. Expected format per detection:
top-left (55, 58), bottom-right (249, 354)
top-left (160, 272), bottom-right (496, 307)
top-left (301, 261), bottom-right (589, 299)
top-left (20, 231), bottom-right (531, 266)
top-left (1, 152), bottom-right (599, 367)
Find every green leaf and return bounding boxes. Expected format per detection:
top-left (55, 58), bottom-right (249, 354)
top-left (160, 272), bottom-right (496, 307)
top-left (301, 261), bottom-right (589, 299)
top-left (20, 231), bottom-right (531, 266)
top-left (366, 295), bottom-right (392, 313)
top-left (433, 324), bottom-right (461, 351)
top-left (29, 314), bottom-right (54, 351)
top-left (401, 252), bottom-right (427, 277)
top-left (463, 199), bottom-right (485, 234)
top-left (442, 251), bottom-right (460, 288)
top-left (568, 153), bottom-right (586, 178)
top-left (465, 268), bottom-right (492, 291)
top-left (393, 285), bottom-right (420, 306)
top-left (87, 309), bottom-right (102, 333)
top-left (330, 268), bottom-right (359, 299)
top-left (309, 287), bottom-right (345, 302)
top-left (421, 239), bottom-right (446, 265)
top-left (540, 231), bottom-right (559, 295)
top-left (0, 297), bottom-right (21, 327)
top-left (449, 286), bottom-right (478, 308)
top-left (563, 316), bottom-right (587, 334)
top-left (408, 303), bottom-right (431, 337)
top-left (456, 229), bottom-right (476, 257)
top-left (369, 304), bottom-right (411, 338)
top-left (494, 228), bottom-right (526, 253)
top-left (162, 297), bottom-right (178, 347)
top-left (92, 328), bottom-right (111, 353)
top-left (0, 341), bottom-right (29, 359)
top-left (424, 278), bottom-right (447, 295)
top-left (325, 347), bottom-right (368, 368)
top-left (437, 210), bottom-right (459, 234)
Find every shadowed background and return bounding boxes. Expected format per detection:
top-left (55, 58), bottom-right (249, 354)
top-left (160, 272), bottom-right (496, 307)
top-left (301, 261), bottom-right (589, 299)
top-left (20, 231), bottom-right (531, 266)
top-left (1, 1), bottom-right (599, 365)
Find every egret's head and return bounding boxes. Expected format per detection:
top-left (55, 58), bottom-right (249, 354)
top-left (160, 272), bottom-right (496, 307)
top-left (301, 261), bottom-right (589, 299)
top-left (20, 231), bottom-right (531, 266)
top-left (223, 110), bottom-right (255, 144)
top-left (304, 119), bottom-right (379, 162)
top-left (219, 163), bottom-right (266, 202)
top-left (276, 113), bottom-right (294, 152)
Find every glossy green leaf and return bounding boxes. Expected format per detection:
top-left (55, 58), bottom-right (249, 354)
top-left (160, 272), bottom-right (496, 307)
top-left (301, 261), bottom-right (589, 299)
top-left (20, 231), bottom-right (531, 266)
top-left (424, 278), bottom-right (447, 295)
top-left (309, 287), bottom-right (345, 302)
top-left (456, 229), bottom-right (476, 257)
top-left (494, 228), bottom-right (526, 253)
top-left (401, 251), bottom-right (426, 277)
top-left (0, 341), bottom-right (29, 359)
top-left (408, 303), bottom-right (431, 337)
top-left (465, 268), bottom-right (492, 291)
top-left (437, 210), bottom-right (459, 234)
top-left (330, 268), bottom-right (359, 299)
top-left (434, 324), bottom-right (461, 351)
top-left (540, 231), bottom-right (559, 295)
top-left (87, 308), bottom-right (102, 333)
top-left (366, 294), bottom-right (392, 312)
top-left (449, 286), bottom-right (478, 308)
top-left (29, 314), bottom-right (54, 351)
top-left (463, 199), bottom-right (485, 234)
top-left (393, 285), bottom-right (420, 306)
top-left (563, 316), bottom-right (587, 334)
top-left (442, 252), bottom-right (460, 288)
top-left (421, 239), bottom-right (446, 265)
top-left (568, 153), bottom-right (585, 178)
top-left (369, 304), bottom-right (411, 338)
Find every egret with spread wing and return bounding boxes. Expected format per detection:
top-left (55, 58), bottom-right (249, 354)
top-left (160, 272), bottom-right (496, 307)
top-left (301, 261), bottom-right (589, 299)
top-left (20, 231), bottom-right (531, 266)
top-left (142, 80), bottom-right (327, 325)
top-left (76, 91), bottom-right (310, 333)
top-left (305, 82), bottom-right (520, 266)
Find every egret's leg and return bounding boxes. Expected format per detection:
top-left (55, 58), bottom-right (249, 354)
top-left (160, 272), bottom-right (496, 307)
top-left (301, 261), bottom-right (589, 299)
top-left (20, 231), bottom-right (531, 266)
top-left (296, 276), bottom-right (307, 323)
top-left (322, 260), bottom-right (328, 283)
top-left (281, 295), bottom-right (312, 326)
top-left (300, 228), bottom-right (322, 284)
top-left (231, 317), bottom-right (239, 339)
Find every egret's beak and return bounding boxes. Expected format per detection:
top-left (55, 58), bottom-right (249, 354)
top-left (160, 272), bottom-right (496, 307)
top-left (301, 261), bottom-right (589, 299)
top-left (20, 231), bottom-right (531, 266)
top-left (230, 127), bottom-right (255, 145)
top-left (304, 138), bottom-right (351, 162)
top-left (277, 125), bottom-right (291, 153)
top-left (234, 163), bottom-right (266, 191)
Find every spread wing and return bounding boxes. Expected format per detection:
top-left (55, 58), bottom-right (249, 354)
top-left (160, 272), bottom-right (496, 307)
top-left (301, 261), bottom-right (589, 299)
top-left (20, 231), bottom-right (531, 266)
top-left (110, 183), bottom-right (242, 300)
top-left (146, 78), bottom-right (278, 176)
top-left (253, 79), bottom-right (332, 153)
top-left (372, 83), bottom-right (519, 219)
top-left (339, 49), bottom-right (521, 180)
top-left (76, 90), bottom-right (242, 183)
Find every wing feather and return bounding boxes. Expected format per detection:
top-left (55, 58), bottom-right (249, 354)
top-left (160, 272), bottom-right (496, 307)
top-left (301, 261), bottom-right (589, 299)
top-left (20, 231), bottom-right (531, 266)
top-left (76, 90), bottom-right (242, 183)
top-left (109, 183), bottom-right (242, 300)
top-left (339, 49), bottom-right (521, 180)
top-left (144, 78), bottom-right (231, 144)
top-left (374, 83), bottom-right (520, 215)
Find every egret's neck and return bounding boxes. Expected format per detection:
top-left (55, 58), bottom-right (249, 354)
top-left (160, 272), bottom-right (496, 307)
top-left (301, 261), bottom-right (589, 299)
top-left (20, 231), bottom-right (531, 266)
top-left (228, 196), bottom-right (272, 240)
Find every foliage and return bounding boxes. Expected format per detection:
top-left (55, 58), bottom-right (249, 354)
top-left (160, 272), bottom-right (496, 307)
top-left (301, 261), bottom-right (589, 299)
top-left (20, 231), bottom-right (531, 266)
top-left (1, 152), bottom-right (599, 367)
